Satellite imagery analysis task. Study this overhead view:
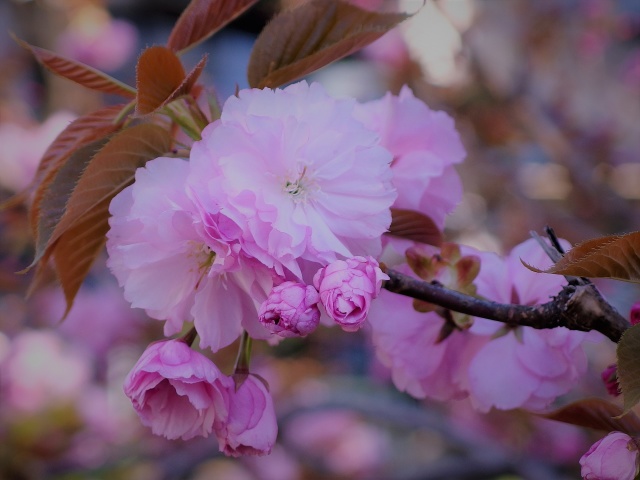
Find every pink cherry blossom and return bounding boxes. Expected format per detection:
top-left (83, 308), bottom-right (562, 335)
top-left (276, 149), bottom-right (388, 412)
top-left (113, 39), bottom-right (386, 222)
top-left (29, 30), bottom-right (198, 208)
top-left (123, 339), bottom-right (233, 440)
top-left (467, 238), bottom-right (591, 412)
top-left (56, 15), bottom-right (138, 72)
top-left (353, 86), bottom-right (465, 230)
top-left (367, 262), bottom-right (486, 401)
top-left (601, 364), bottom-right (620, 397)
top-left (580, 432), bottom-right (639, 480)
top-left (259, 281), bottom-right (321, 337)
top-left (0, 111), bottom-right (75, 192)
top-left (106, 157), bottom-right (274, 352)
top-left (217, 374), bottom-right (278, 457)
top-left (313, 256), bottom-right (388, 332)
top-left (186, 81), bottom-right (396, 278)
top-left (630, 301), bottom-right (640, 326)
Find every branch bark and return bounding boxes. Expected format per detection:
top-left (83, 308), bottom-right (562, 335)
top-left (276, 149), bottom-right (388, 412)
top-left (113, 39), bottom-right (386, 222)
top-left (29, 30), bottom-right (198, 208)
top-left (383, 268), bottom-right (630, 343)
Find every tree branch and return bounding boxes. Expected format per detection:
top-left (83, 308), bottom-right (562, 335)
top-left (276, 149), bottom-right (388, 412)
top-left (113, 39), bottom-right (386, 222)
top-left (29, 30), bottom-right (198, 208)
top-left (383, 268), bottom-right (630, 343)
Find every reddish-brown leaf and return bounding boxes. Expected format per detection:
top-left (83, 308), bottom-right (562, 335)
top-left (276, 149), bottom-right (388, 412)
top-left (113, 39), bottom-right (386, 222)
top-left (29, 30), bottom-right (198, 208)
top-left (540, 398), bottom-right (640, 434)
top-left (162, 54), bottom-right (208, 106)
top-left (167, 0), bottom-right (259, 53)
top-left (136, 46), bottom-right (188, 115)
top-left (617, 324), bottom-right (640, 412)
top-left (524, 232), bottom-right (640, 282)
top-left (13, 35), bottom-right (136, 98)
top-left (247, 0), bottom-right (410, 89)
top-left (31, 104), bottom-right (127, 192)
top-left (47, 123), bottom-right (173, 256)
top-left (27, 104), bottom-right (128, 234)
top-left (30, 139), bottom-right (110, 269)
top-left (40, 123), bottom-right (172, 315)
top-left (53, 200), bottom-right (111, 318)
top-left (388, 209), bottom-right (443, 247)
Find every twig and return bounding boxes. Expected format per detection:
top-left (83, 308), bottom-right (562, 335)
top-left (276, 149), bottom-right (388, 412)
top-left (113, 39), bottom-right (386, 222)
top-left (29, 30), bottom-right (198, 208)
top-left (383, 268), bottom-right (629, 343)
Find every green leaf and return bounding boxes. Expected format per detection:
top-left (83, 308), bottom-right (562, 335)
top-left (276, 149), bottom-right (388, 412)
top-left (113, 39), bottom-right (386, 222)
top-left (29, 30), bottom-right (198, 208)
top-left (247, 0), bottom-right (410, 89)
top-left (167, 0), bottom-right (259, 53)
top-left (617, 324), bottom-right (640, 412)
top-left (540, 398), bottom-right (640, 434)
top-left (523, 232), bottom-right (640, 282)
top-left (13, 35), bottom-right (136, 98)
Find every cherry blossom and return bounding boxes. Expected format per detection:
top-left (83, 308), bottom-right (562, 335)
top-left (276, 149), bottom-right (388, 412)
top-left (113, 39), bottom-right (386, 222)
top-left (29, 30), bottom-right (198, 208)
top-left (580, 431), bottom-right (639, 480)
top-left (468, 238), bottom-right (591, 412)
top-left (217, 374), bottom-right (278, 457)
top-left (313, 256), bottom-right (388, 332)
top-left (186, 80), bottom-right (396, 278)
top-left (353, 85), bottom-right (465, 230)
top-left (123, 339), bottom-right (232, 441)
top-left (259, 281), bottom-right (321, 338)
top-left (367, 263), bottom-right (485, 401)
top-left (106, 157), bottom-right (274, 352)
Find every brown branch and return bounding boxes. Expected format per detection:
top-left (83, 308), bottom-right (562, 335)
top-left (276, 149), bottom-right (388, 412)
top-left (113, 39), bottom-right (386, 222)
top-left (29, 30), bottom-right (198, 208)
top-left (383, 268), bottom-right (630, 343)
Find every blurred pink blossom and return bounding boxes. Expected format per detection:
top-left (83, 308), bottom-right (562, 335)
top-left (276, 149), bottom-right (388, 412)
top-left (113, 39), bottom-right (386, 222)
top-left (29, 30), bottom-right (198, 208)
top-left (1, 330), bottom-right (91, 412)
top-left (362, 29), bottom-right (411, 70)
top-left (284, 409), bottom-right (390, 477)
top-left (186, 81), bottom-right (396, 279)
top-left (630, 301), bottom-right (640, 326)
top-left (353, 85), bottom-right (465, 230)
top-left (35, 281), bottom-right (143, 357)
top-left (218, 374), bottom-right (278, 457)
top-left (56, 16), bottom-right (138, 72)
top-left (258, 281), bottom-right (321, 337)
top-left (313, 256), bottom-right (388, 332)
top-left (0, 111), bottom-right (75, 192)
top-left (123, 339), bottom-right (232, 440)
top-left (580, 431), bottom-right (639, 480)
top-left (107, 157), bottom-right (273, 352)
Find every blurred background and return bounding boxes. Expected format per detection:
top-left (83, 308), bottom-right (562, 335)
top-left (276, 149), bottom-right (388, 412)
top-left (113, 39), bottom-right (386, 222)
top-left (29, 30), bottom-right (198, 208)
top-left (1, 0), bottom-right (640, 478)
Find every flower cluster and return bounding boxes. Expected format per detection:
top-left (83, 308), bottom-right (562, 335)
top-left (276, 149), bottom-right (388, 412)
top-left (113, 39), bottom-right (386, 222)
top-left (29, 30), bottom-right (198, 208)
top-left (368, 238), bottom-right (592, 411)
top-left (123, 339), bottom-right (276, 455)
top-left (107, 80), bottom-right (464, 455)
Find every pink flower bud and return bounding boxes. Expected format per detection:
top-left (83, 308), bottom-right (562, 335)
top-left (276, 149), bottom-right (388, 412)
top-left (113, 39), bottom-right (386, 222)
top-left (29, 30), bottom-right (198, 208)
top-left (313, 256), bottom-right (389, 332)
top-left (580, 432), bottom-right (639, 480)
top-left (258, 282), bottom-right (321, 337)
top-left (216, 374), bottom-right (278, 457)
top-left (123, 339), bottom-right (232, 440)
top-left (630, 301), bottom-right (640, 326)
top-left (601, 364), bottom-right (620, 397)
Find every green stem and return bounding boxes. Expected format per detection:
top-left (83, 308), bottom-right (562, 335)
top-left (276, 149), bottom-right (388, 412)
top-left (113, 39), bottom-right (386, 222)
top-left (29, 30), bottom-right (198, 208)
top-left (163, 99), bottom-right (203, 141)
top-left (185, 95), bottom-right (210, 130)
top-left (234, 331), bottom-right (253, 374)
top-left (114, 100), bottom-right (136, 125)
top-left (180, 327), bottom-right (198, 347)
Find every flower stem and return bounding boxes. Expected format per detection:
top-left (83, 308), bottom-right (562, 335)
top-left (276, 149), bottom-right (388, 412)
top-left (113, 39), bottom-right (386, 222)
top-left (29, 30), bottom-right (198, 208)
top-left (234, 330), bottom-right (252, 374)
top-left (180, 327), bottom-right (198, 347)
top-left (163, 98), bottom-right (204, 141)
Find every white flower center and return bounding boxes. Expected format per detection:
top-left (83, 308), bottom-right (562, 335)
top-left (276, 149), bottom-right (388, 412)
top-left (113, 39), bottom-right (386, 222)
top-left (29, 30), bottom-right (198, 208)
top-left (283, 166), bottom-right (317, 203)
top-left (187, 242), bottom-right (216, 288)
